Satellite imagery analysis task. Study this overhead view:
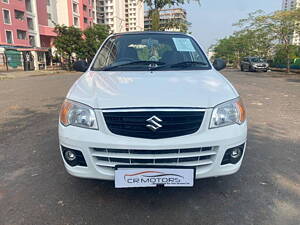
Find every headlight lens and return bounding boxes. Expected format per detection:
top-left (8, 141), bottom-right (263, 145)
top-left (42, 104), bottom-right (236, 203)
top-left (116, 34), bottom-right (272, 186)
top-left (60, 99), bottom-right (98, 130)
top-left (210, 98), bottom-right (246, 129)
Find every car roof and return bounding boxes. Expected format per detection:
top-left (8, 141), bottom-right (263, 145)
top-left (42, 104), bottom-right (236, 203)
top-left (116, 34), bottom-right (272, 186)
top-left (112, 31), bottom-right (187, 36)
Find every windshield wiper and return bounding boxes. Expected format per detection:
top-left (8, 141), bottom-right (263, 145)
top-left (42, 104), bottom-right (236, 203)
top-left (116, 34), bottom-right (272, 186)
top-left (101, 61), bottom-right (165, 71)
top-left (150, 61), bottom-right (209, 71)
top-left (170, 61), bottom-right (208, 68)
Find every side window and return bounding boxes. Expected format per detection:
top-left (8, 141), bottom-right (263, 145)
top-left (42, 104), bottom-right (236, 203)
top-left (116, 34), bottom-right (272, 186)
top-left (93, 38), bottom-right (117, 69)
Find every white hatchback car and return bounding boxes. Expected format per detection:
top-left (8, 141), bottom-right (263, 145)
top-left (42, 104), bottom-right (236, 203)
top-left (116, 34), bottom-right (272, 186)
top-left (59, 32), bottom-right (247, 188)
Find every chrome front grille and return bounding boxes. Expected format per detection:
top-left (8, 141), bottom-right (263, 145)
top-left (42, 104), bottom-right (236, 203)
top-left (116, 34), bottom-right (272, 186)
top-left (90, 147), bottom-right (217, 168)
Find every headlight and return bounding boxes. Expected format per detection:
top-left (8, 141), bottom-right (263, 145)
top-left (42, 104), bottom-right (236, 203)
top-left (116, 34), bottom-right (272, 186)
top-left (210, 98), bottom-right (246, 129)
top-left (59, 99), bottom-right (98, 130)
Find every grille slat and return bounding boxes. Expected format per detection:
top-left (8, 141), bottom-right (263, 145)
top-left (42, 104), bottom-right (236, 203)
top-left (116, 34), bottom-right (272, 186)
top-left (91, 147), bottom-right (217, 168)
top-left (103, 110), bottom-right (205, 139)
top-left (94, 159), bottom-right (214, 168)
top-left (91, 150), bottom-right (216, 160)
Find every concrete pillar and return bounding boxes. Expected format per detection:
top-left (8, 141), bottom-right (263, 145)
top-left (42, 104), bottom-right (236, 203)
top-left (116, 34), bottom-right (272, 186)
top-left (32, 51), bottom-right (39, 70)
top-left (44, 52), bottom-right (47, 70)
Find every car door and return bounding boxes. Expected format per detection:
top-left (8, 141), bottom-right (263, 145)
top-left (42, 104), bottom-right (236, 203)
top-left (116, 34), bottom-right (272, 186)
top-left (244, 58), bottom-right (251, 71)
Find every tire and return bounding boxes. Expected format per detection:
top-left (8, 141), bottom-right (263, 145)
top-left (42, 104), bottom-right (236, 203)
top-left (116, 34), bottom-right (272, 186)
top-left (241, 65), bottom-right (244, 71)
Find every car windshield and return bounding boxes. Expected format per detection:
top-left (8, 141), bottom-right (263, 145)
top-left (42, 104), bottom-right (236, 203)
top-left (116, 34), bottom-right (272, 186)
top-left (91, 33), bottom-right (211, 71)
top-left (250, 58), bottom-right (266, 63)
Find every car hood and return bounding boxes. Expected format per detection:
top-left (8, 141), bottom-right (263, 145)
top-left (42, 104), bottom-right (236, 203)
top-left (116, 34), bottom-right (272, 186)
top-left (67, 70), bottom-right (238, 109)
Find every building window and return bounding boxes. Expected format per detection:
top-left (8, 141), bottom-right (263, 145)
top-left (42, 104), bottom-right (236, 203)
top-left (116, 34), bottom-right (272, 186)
top-left (73, 3), bottom-right (78, 13)
top-left (15, 10), bottom-right (25, 20)
top-left (5, 30), bottom-right (13, 44)
top-left (47, 0), bottom-right (50, 6)
top-left (2, 0), bottom-right (9, 3)
top-left (29, 35), bottom-right (35, 46)
top-left (73, 17), bottom-right (79, 26)
top-left (48, 13), bottom-right (52, 20)
top-left (25, 0), bottom-right (32, 12)
top-left (83, 4), bottom-right (87, 11)
top-left (84, 17), bottom-right (88, 23)
top-left (3, 9), bottom-right (11, 24)
top-left (89, 9), bottom-right (91, 17)
top-left (17, 30), bottom-right (27, 40)
top-left (27, 17), bottom-right (34, 30)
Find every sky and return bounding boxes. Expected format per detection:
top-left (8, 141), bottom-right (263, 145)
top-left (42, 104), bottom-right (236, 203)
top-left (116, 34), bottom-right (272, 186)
top-left (182, 0), bottom-right (282, 51)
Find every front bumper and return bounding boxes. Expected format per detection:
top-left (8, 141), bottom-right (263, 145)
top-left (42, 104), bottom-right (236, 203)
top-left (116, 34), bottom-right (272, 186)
top-left (252, 66), bottom-right (268, 71)
top-left (58, 111), bottom-right (247, 180)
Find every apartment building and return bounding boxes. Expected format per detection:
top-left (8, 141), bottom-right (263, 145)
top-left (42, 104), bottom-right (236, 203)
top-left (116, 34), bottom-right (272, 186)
top-left (144, 8), bottom-right (187, 32)
top-left (282, 0), bottom-right (300, 10)
top-left (57, 0), bottom-right (97, 29)
top-left (282, 0), bottom-right (300, 45)
top-left (0, 0), bottom-right (97, 48)
top-left (96, 0), bottom-right (144, 33)
top-left (0, 0), bottom-right (97, 70)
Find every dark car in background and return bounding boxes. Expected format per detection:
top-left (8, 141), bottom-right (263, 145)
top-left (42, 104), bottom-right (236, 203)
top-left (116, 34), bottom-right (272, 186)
top-left (240, 57), bottom-right (269, 72)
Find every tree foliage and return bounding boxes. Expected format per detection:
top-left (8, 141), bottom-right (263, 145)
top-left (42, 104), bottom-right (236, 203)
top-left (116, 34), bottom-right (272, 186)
top-left (54, 24), bottom-right (109, 69)
top-left (79, 24), bottom-right (110, 62)
top-left (54, 25), bottom-right (83, 69)
top-left (213, 9), bottom-right (300, 73)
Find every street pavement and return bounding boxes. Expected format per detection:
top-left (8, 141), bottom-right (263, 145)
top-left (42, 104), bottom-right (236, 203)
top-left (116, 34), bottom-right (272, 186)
top-left (0, 69), bottom-right (299, 225)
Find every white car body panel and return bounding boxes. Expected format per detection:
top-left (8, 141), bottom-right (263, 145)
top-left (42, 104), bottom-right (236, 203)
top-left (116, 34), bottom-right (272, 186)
top-left (67, 70), bottom-right (238, 109)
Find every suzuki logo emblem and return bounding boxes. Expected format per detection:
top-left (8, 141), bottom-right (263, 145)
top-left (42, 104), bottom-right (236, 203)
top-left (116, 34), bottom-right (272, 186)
top-left (146, 116), bottom-right (163, 132)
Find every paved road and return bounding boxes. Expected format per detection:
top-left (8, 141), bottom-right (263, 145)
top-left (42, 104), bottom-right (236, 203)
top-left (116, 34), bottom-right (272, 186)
top-left (0, 70), bottom-right (299, 225)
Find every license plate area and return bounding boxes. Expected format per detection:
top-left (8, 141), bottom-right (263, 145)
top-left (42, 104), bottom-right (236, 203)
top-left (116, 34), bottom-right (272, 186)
top-left (115, 165), bottom-right (195, 188)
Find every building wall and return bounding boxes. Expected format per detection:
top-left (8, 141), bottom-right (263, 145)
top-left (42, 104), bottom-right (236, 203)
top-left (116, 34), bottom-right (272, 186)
top-left (144, 8), bottom-right (187, 32)
top-left (282, 0), bottom-right (300, 45)
top-left (56, 0), bottom-right (69, 26)
top-left (36, 0), bottom-right (48, 26)
top-left (61, 0), bottom-right (95, 29)
top-left (96, 0), bottom-right (144, 33)
top-left (0, 0), bottom-right (31, 46)
top-left (282, 0), bottom-right (300, 10)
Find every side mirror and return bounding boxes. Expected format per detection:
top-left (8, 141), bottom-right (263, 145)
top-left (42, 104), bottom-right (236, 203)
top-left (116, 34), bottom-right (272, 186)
top-left (73, 60), bottom-right (89, 72)
top-left (213, 58), bottom-right (226, 71)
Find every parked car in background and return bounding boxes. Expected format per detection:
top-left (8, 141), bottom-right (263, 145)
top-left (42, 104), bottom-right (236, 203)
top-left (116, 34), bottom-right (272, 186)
top-left (59, 32), bottom-right (247, 188)
top-left (240, 57), bottom-right (269, 72)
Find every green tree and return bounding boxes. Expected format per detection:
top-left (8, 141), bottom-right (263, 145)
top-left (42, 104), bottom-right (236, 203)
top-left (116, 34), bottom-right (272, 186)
top-left (142, 0), bottom-right (199, 31)
top-left (214, 32), bottom-right (258, 67)
top-left (236, 9), bottom-right (300, 73)
top-left (273, 45), bottom-right (299, 67)
top-left (79, 24), bottom-right (110, 62)
top-left (163, 19), bottom-right (190, 33)
top-left (53, 25), bottom-right (83, 69)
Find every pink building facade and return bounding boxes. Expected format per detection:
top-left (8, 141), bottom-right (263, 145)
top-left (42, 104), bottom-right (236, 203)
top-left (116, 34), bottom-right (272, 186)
top-left (0, 0), bottom-right (33, 47)
top-left (0, 0), bottom-right (96, 48)
top-left (0, 0), bottom-right (96, 70)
